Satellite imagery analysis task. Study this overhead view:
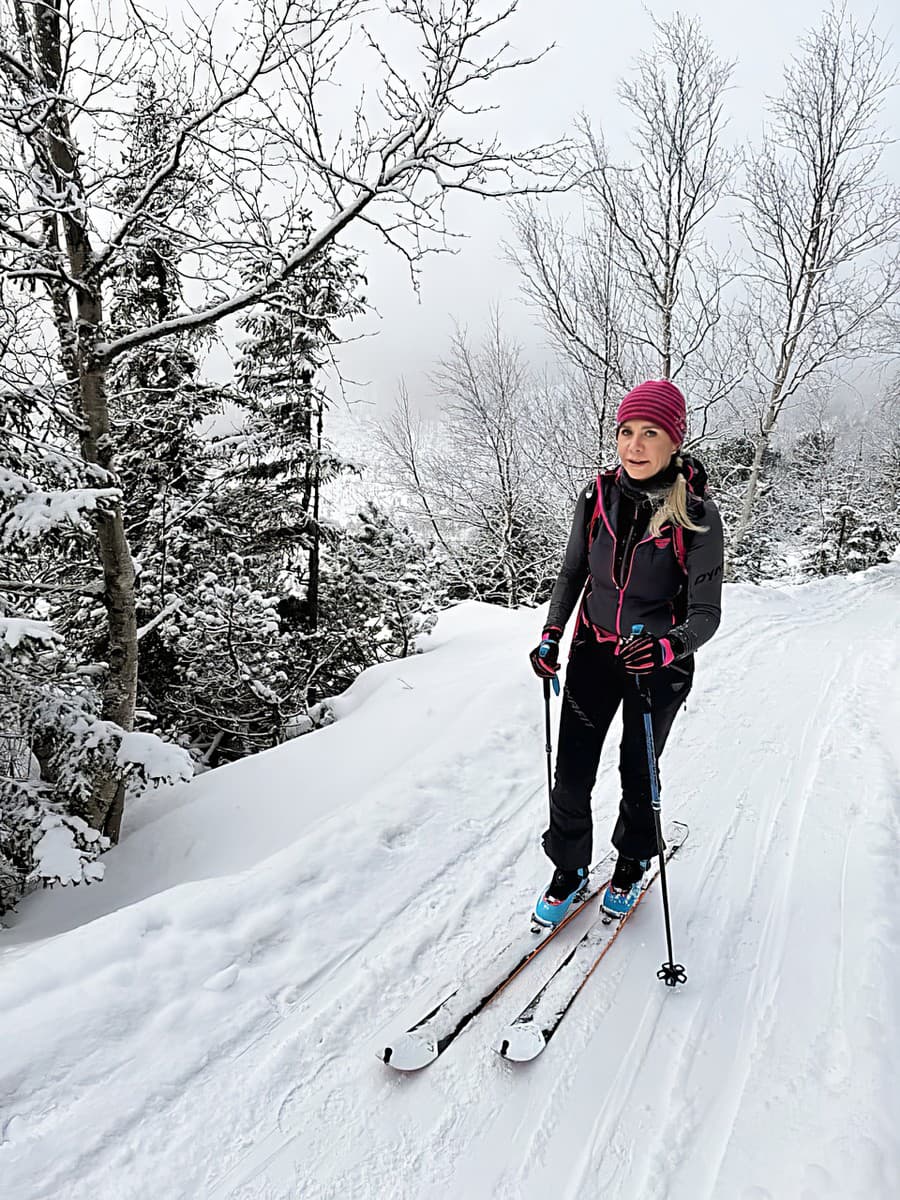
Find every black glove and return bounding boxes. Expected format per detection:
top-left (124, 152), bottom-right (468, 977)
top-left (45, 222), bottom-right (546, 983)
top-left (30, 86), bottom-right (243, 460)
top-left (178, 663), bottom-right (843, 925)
top-left (619, 633), bottom-right (675, 674)
top-left (529, 626), bottom-right (562, 691)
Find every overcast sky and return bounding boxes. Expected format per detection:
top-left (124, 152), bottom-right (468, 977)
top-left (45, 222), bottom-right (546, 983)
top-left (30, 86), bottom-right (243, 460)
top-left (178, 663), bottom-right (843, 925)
top-left (314, 0), bottom-right (898, 432)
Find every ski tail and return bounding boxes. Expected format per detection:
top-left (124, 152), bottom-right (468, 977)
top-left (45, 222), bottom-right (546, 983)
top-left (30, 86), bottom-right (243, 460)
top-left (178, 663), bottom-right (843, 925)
top-left (379, 849), bottom-right (616, 1070)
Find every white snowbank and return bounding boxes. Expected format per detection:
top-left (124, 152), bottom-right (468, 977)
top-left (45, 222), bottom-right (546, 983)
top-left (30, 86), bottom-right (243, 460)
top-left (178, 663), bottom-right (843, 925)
top-left (0, 617), bottom-right (59, 650)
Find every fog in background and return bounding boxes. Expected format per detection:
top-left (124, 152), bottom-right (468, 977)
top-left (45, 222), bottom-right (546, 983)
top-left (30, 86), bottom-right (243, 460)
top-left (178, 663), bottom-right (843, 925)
top-left (322, 1), bottom-right (898, 429)
top-left (193, 0), bottom-right (898, 442)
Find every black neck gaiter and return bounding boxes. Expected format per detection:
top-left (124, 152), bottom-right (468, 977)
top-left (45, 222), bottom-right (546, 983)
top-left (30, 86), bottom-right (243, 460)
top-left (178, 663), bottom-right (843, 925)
top-left (613, 458), bottom-right (678, 587)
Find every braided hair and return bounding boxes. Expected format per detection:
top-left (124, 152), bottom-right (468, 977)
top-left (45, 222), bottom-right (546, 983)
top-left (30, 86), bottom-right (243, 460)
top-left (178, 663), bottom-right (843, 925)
top-left (648, 455), bottom-right (709, 537)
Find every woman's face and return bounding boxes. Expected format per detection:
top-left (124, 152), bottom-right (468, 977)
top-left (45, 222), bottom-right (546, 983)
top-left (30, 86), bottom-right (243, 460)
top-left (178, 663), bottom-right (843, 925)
top-left (617, 420), bottom-right (677, 480)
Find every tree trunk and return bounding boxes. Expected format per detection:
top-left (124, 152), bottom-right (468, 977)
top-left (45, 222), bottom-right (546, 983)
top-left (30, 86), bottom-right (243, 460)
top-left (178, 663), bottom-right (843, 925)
top-left (31, 0), bottom-right (138, 838)
top-left (728, 395), bottom-right (781, 575)
top-left (661, 303), bottom-right (673, 380)
top-left (79, 357), bottom-right (139, 838)
top-left (306, 396), bottom-right (323, 634)
top-left (730, 331), bottom-right (800, 570)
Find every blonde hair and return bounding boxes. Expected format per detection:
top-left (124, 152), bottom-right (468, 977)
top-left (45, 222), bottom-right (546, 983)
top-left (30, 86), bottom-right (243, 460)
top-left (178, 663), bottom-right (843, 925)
top-left (648, 455), bottom-right (709, 537)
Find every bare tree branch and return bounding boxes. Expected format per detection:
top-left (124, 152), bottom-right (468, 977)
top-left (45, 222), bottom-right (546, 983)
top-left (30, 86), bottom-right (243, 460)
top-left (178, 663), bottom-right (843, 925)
top-left (731, 6), bottom-right (900, 562)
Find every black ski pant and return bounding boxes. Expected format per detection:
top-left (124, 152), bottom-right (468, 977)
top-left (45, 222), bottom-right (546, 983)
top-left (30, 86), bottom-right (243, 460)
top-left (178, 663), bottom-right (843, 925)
top-left (542, 634), bottom-right (693, 870)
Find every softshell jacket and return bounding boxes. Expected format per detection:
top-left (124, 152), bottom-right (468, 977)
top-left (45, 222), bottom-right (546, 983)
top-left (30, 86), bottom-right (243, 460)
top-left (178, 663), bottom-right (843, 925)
top-left (546, 468), bottom-right (724, 658)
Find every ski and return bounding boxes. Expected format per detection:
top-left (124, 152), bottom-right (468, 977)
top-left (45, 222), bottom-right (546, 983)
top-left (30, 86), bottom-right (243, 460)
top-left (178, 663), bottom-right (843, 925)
top-left (379, 850), bottom-right (616, 1071)
top-left (494, 821), bottom-right (689, 1063)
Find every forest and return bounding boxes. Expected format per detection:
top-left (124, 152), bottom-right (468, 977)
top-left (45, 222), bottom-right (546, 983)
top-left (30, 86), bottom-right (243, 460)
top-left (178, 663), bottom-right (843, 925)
top-left (1, 0), bottom-right (898, 911)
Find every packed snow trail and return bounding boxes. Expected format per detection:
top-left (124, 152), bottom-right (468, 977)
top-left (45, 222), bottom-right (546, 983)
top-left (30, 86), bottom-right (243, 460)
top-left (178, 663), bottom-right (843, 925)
top-left (2, 564), bottom-right (899, 1200)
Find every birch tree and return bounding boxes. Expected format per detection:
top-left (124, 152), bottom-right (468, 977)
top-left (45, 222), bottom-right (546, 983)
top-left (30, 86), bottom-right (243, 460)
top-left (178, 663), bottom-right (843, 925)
top-left (0, 0), bottom-right (560, 838)
top-left (730, 8), bottom-right (900, 560)
top-left (381, 316), bottom-right (558, 607)
top-left (508, 201), bottom-right (632, 455)
top-left (561, 14), bottom-right (734, 388)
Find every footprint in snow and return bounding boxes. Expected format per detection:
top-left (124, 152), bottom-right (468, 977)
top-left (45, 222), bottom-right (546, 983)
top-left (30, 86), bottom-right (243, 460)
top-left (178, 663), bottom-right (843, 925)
top-left (202, 963), bottom-right (240, 991)
top-left (381, 827), bottom-right (412, 850)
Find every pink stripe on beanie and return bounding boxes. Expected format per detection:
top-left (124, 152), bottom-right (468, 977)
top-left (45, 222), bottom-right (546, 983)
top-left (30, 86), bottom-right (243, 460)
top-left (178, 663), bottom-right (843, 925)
top-left (616, 380), bottom-right (687, 447)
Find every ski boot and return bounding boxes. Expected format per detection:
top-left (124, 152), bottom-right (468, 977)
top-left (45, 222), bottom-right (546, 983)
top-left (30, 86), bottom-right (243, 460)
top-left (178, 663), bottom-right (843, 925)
top-left (533, 866), bottom-right (589, 929)
top-left (601, 855), bottom-right (649, 919)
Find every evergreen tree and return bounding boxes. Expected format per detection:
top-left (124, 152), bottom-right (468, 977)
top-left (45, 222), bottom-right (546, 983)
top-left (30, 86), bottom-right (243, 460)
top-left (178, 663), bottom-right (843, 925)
top-left (233, 245), bottom-right (365, 633)
top-left (700, 433), bottom-right (783, 581)
top-left (796, 430), bottom-right (896, 577)
top-left (102, 78), bottom-right (225, 739)
top-left (313, 501), bottom-right (449, 701)
top-left (809, 505), bottom-right (893, 575)
top-left (132, 242), bottom-right (366, 761)
top-left (0, 444), bottom-right (192, 913)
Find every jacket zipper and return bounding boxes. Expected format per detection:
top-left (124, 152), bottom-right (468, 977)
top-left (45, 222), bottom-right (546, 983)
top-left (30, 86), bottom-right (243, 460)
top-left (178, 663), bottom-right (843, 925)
top-left (616, 519), bottom-right (640, 590)
top-left (599, 480), bottom-right (655, 638)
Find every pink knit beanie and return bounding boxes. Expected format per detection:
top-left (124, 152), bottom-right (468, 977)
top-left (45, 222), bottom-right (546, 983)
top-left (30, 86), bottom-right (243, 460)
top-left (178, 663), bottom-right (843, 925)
top-left (616, 380), bottom-right (687, 447)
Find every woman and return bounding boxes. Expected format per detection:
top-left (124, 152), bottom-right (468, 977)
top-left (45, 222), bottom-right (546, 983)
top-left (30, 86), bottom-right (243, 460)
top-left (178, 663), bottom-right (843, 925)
top-left (529, 379), bottom-right (724, 924)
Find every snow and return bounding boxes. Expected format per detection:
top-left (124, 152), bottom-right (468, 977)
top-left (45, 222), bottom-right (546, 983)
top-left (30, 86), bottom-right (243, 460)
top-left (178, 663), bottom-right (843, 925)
top-left (0, 617), bottom-right (58, 650)
top-left (115, 730), bottom-right (194, 784)
top-left (0, 468), bottom-right (120, 542)
top-left (30, 815), bottom-right (106, 887)
top-left (1, 566), bottom-right (899, 1199)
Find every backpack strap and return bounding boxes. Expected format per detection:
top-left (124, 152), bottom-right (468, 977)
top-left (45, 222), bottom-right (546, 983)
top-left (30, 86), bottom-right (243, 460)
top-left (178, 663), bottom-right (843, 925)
top-left (584, 477), bottom-right (598, 549)
top-left (670, 523), bottom-right (687, 574)
top-left (585, 469), bottom-right (616, 550)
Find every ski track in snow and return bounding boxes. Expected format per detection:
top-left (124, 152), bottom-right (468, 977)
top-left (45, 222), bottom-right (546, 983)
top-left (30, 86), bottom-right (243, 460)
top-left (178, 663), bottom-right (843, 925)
top-left (2, 568), bottom-right (899, 1200)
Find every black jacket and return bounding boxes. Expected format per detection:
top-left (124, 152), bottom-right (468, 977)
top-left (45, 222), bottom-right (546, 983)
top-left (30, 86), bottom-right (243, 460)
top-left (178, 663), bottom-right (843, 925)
top-left (546, 467), bottom-right (724, 659)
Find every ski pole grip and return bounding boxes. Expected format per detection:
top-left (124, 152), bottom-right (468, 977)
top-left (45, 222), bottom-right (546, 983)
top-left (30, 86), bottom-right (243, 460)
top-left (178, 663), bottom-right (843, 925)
top-left (628, 623), bottom-right (651, 704)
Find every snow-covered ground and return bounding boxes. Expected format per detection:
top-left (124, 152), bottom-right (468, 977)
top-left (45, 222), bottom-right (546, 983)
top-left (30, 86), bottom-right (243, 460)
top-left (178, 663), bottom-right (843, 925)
top-left (3, 563), bottom-right (899, 1200)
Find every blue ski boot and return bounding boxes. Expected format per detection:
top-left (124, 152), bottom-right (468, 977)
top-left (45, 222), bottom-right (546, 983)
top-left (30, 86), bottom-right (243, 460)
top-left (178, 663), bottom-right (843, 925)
top-left (601, 855), bottom-right (650, 919)
top-left (533, 866), bottom-right (588, 928)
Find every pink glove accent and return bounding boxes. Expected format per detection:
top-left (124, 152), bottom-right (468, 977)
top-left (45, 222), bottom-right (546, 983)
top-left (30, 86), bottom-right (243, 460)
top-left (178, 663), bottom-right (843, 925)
top-left (659, 637), bottom-right (675, 667)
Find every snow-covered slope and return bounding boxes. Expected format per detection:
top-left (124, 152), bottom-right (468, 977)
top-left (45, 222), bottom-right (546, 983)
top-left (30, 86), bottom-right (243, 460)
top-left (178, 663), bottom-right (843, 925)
top-left (2, 565), bottom-right (899, 1200)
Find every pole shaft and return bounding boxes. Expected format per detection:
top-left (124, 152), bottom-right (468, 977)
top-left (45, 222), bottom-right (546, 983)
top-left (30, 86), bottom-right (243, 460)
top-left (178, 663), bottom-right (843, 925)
top-left (638, 678), bottom-right (683, 981)
top-left (543, 678), bottom-right (553, 803)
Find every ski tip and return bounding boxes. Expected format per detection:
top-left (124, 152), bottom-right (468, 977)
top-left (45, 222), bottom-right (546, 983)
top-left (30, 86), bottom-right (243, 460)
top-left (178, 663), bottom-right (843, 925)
top-left (379, 1032), bottom-right (439, 1071)
top-left (494, 1023), bottom-right (547, 1063)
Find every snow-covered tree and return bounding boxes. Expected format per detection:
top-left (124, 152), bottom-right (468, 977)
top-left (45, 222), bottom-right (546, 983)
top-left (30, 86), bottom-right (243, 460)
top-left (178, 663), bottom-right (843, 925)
top-left (794, 425), bottom-right (897, 577)
top-left (234, 247), bottom-right (365, 633)
top-left (698, 432), bottom-right (782, 581)
top-left (806, 504), bottom-right (894, 576)
top-left (381, 318), bottom-right (562, 608)
top-left (731, 8), bottom-right (900, 560)
top-left (0, 477), bottom-right (192, 914)
top-left (311, 502), bottom-right (450, 705)
top-left (0, 0), bottom-right (561, 835)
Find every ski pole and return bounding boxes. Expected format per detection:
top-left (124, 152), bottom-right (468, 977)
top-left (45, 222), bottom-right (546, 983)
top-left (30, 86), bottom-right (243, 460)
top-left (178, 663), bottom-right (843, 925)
top-left (542, 678), bottom-right (553, 805)
top-left (537, 635), bottom-right (560, 807)
top-left (629, 623), bottom-right (687, 988)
